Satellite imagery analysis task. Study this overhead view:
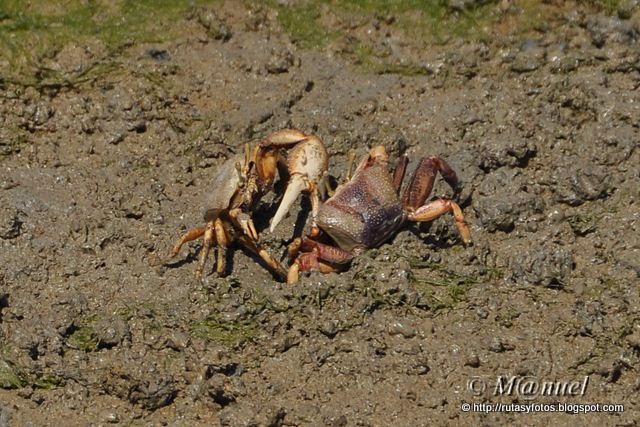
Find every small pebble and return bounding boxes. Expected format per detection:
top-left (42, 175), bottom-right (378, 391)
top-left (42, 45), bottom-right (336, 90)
top-left (489, 337), bottom-right (505, 353)
top-left (419, 319), bottom-right (434, 336)
top-left (625, 331), bottom-right (640, 350)
top-left (464, 353), bottom-right (481, 368)
top-left (319, 320), bottom-right (338, 338)
top-left (388, 320), bottom-right (416, 338)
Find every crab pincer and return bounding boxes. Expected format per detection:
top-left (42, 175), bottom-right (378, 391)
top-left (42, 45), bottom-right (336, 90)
top-left (261, 130), bottom-right (329, 233)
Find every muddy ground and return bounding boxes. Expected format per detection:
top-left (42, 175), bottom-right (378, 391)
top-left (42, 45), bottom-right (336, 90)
top-left (1, 1), bottom-right (639, 426)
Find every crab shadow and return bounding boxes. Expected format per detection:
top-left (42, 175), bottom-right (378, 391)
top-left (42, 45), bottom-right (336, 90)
top-left (163, 248), bottom-right (199, 269)
top-left (406, 223), bottom-right (463, 249)
top-left (164, 242), bottom-right (284, 282)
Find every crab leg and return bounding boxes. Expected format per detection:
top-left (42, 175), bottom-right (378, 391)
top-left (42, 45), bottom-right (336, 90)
top-left (431, 156), bottom-right (458, 189)
top-left (228, 208), bottom-right (258, 240)
top-left (236, 235), bottom-right (287, 280)
top-left (214, 218), bottom-right (230, 276)
top-left (322, 148), bottom-right (356, 198)
top-left (403, 159), bottom-right (435, 211)
top-left (345, 148), bottom-right (357, 182)
top-left (287, 238), bottom-right (354, 283)
top-left (288, 254), bottom-right (341, 284)
top-left (195, 220), bottom-right (216, 280)
top-left (167, 227), bottom-right (206, 259)
top-left (318, 174), bottom-right (333, 199)
top-left (286, 237), bottom-right (303, 261)
top-left (403, 156), bottom-right (459, 211)
top-left (392, 156), bottom-right (409, 193)
top-left (408, 199), bottom-right (472, 245)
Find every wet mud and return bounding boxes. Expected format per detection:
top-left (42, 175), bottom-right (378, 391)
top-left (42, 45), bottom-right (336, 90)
top-left (1, 1), bottom-right (639, 425)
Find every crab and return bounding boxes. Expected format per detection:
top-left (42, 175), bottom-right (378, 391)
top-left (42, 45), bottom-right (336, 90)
top-left (166, 129), bottom-right (328, 281)
top-left (287, 145), bottom-right (472, 283)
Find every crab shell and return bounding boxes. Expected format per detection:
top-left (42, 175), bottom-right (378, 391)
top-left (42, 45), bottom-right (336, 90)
top-left (203, 153), bottom-right (244, 222)
top-left (316, 159), bottom-right (405, 253)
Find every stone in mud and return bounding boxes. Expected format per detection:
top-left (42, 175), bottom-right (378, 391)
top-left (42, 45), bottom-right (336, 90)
top-left (0, 286), bottom-right (6, 318)
top-left (586, 14), bottom-right (639, 47)
top-left (93, 316), bottom-right (130, 349)
top-left (219, 401), bottom-right (260, 427)
top-left (128, 376), bottom-right (177, 410)
top-left (0, 403), bottom-right (13, 427)
top-left (446, 0), bottom-right (491, 12)
top-left (47, 43), bottom-right (100, 75)
top-left (319, 320), bottom-right (339, 338)
top-left (473, 169), bottom-right (544, 233)
top-left (266, 49), bottom-right (298, 74)
top-left (196, 9), bottom-right (232, 41)
top-left (615, 249), bottom-right (640, 278)
top-left (510, 51), bottom-right (542, 73)
top-left (478, 131), bottom-right (536, 170)
top-left (0, 207), bottom-right (23, 240)
top-left (509, 243), bottom-right (574, 287)
top-left (552, 161), bottom-right (610, 206)
top-left (207, 374), bottom-right (239, 407)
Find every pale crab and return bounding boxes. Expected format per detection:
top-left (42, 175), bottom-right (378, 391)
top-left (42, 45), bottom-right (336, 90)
top-left (166, 129), bottom-right (328, 281)
top-left (287, 145), bottom-right (472, 283)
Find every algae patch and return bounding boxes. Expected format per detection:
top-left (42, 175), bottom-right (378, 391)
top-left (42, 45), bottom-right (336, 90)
top-left (191, 319), bottom-right (258, 347)
top-left (68, 325), bottom-right (99, 352)
top-left (0, 0), bottom-right (213, 86)
top-left (0, 359), bottom-right (24, 389)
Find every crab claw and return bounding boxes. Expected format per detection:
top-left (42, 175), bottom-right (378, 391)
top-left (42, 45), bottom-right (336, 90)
top-left (270, 135), bottom-right (328, 232)
top-left (256, 129), bottom-right (309, 190)
top-left (259, 129), bottom-right (308, 147)
top-left (270, 174), bottom-right (306, 233)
